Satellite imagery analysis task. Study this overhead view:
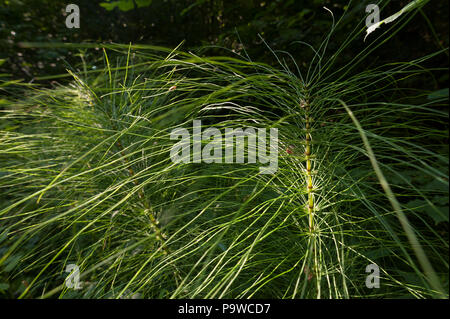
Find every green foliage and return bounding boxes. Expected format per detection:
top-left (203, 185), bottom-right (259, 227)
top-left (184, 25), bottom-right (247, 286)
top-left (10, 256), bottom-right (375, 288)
top-left (0, 1), bottom-right (448, 299)
top-left (100, 0), bottom-right (152, 12)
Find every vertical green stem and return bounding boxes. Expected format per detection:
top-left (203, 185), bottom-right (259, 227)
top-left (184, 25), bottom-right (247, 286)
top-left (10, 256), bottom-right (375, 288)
top-left (304, 100), bottom-right (314, 233)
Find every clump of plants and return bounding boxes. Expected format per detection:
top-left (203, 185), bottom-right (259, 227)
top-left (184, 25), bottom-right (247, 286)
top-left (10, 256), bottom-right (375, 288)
top-left (0, 3), bottom-right (448, 299)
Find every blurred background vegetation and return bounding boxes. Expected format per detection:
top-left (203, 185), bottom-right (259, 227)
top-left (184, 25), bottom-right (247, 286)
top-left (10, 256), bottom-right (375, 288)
top-left (0, 0), bottom-right (448, 85)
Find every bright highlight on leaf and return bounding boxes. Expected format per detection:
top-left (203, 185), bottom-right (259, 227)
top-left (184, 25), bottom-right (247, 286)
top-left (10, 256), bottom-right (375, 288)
top-left (365, 0), bottom-right (430, 41)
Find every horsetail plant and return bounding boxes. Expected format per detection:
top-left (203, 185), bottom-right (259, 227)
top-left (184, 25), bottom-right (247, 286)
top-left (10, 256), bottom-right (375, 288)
top-left (0, 1), bottom-right (448, 299)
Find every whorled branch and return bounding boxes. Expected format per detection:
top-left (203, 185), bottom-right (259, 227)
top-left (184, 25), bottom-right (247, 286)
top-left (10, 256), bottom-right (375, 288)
top-left (301, 99), bottom-right (314, 233)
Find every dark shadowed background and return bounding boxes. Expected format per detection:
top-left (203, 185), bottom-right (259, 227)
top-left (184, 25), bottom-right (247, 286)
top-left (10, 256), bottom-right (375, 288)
top-left (0, 0), bottom-right (448, 86)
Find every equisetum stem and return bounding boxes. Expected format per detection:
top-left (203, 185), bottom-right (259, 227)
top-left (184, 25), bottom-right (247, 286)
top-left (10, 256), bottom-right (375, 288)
top-left (115, 139), bottom-right (168, 250)
top-left (303, 99), bottom-right (314, 233)
top-left (303, 98), bottom-right (320, 289)
top-left (115, 138), bottom-right (182, 285)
